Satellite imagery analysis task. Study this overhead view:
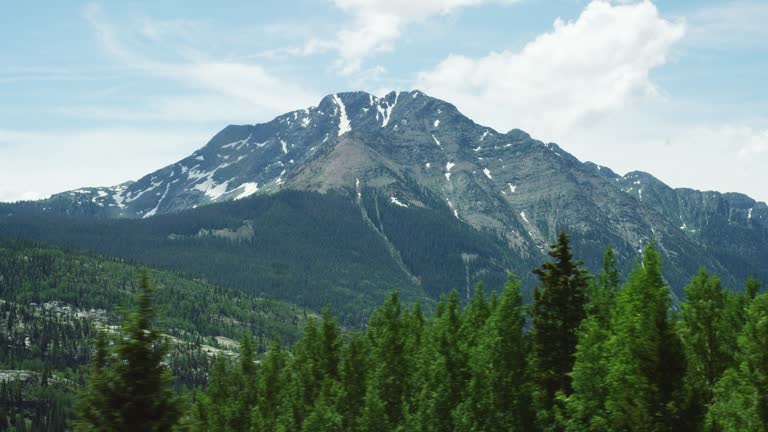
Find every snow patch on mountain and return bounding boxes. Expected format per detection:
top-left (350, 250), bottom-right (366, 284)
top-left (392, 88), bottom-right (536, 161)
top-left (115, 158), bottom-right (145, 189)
top-left (194, 178), bottom-right (230, 200)
top-left (390, 197), bottom-right (408, 208)
top-left (376, 92), bottom-right (399, 127)
top-left (332, 94), bottom-right (352, 136)
top-left (235, 183), bottom-right (260, 200)
top-left (432, 135), bottom-right (443, 149)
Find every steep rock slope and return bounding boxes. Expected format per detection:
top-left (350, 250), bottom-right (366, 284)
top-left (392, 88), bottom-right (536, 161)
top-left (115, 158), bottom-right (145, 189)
top-left (3, 90), bottom-right (766, 298)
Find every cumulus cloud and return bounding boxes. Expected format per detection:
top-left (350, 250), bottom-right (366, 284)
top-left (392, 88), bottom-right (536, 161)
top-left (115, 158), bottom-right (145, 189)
top-left (416, 0), bottom-right (686, 137)
top-left (317, 0), bottom-right (520, 75)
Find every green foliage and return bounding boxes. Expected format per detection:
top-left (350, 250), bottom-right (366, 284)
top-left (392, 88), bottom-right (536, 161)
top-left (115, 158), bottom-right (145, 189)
top-left (0, 239), bottom-right (306, 430)
top-left (603, 245), bottom-right (686, 431)
top-left (530, 231), bottom-right (590, 430)
top-left (73, 272), bottom-right (182, 431)
top-left (3, 231), bottom-right (766, 431)
top-left (0, 191), bottom-right (435, 323)
top-left (707, 292), bottom-right (768, 431)
top-left (564, 247), bottom-right (620, 432)
top-left (678, 269), bottom-right (739, 429)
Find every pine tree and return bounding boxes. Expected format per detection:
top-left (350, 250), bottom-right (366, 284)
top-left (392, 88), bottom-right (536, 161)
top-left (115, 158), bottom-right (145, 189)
top-left (707, 292), bottom-right (768, 431)
top-left (678, 269), bottom-right (738, 429)
top-left (337, 332), bottom-right (367, 431)
top-left (72, 332), bottom-right (111, 431)
top-left (746, 276), bottom-right (762, 300)
top-left (604, 245), bottom-right (686, 432)
top-left (251, 340), bottom-right (288, 432)
top-left (412, 290), bottom-right (467, 432)
top-left (73, 271), bottom-right (181, 432)
top-left (455, 274), bottom-right (533, 432)
top-left (530, 231), bottom-right (590, 431)
top-left (360, 291), bottom-right (406, 431)
top-left (565, 247), bottom-right (620, 431)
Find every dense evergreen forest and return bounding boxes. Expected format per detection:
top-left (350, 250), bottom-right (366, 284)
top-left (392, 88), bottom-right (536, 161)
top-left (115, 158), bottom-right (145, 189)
top-left (67, 233), bottom-right (765, 432)
top-left (0, 239), bottom-right (309, 431)
top-left (2, 233), bottom-right (766, 430)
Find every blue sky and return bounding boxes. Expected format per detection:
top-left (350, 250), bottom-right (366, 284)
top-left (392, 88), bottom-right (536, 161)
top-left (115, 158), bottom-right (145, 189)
top-left (1, 0), bottom-right (767, 202)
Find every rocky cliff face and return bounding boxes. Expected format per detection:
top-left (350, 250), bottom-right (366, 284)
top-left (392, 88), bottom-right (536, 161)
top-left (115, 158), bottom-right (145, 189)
top-left (8, 90), bottom-right (767, 295)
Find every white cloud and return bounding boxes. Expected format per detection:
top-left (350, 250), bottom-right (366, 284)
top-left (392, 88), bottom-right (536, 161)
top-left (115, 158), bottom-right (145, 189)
top-left (320, 0), bottom-right (520, 75)
top-left (0, 127), bottom-right (209, 202)
top-left (413, 0), bottom-right (768, 202)
top-left (82, 4), bottom-right (318, 121)
top-left (570, 119), bottom-right (768, 201)
top-left (416, 0), bottom-right (685, 136)
top-left (686, 0), bottom-right (768, 49)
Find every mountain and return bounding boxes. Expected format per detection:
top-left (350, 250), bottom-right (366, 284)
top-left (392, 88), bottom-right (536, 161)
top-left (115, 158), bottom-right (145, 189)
top-left (2, 90), bottom-right (766, 310)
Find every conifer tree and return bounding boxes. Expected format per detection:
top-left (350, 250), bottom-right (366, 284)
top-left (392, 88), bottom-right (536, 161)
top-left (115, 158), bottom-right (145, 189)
top-left (678, 269), bottom-right (737, 429)
top-left (412, 290), bottom-right (467, 432)
top-left (251, 340), bottom-right (288, 432)
top-left (360, 291), bottom-right (406, 431)
top-left (604, 245), bottom-right (686, 431)
top-left (746, 276), bottom-right (762, 300)
top-left (73, 272), bottom-right (181, 432)
top-left (565, 246), bottom-right (620, 431)
top-left (707, 292), bottom-right (768, 431)
top-left (337, 332), bottom-right (367, 431)
top-left (455, 274), bottom-right (533, 432)
top-left (530, 231), bottom-right (590, 430)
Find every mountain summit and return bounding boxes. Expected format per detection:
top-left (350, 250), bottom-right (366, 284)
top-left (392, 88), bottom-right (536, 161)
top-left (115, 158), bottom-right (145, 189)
top-left (6, 90), bottom-right (768, 298)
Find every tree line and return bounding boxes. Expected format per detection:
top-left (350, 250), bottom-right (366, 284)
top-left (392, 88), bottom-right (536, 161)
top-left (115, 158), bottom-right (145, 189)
top-left (74, 232), bottom-right (767, 431)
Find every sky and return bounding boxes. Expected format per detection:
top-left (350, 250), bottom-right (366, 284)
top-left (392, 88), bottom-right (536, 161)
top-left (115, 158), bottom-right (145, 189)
top-left (1, 0), bottom-right (767, 202)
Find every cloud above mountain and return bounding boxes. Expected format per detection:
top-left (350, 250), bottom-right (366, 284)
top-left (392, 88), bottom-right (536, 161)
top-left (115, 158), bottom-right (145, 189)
top-left (416, 0), bottom-right (686, 136)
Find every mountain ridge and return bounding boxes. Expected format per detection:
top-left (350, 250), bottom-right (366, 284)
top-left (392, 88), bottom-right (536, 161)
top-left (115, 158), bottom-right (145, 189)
top-left (2, 89), bottom-right (766, 304)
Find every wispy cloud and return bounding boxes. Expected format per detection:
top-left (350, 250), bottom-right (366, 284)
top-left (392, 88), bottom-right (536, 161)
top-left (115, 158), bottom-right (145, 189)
top-left (685, 0), bottom-right (768, 48)
top-left (81, 3), bottom-right (319, 121)
top-left (295, 0), bottom-right (521, 76)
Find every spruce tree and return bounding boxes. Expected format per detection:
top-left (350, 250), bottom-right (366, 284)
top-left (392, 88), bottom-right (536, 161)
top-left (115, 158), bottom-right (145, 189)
top-left (604, 245), bottom-right (686, 431)
top-left (679, 269), bottom-right (737, 429)
top-left (565, 246), bottom-right (620, 431)
top-left (455, 274), bottom-right (533, 432)
top-left (530, 231), bottom-right (590, 430)
top-left (746, 276), bottom-right (762, 300)
top-left (707, 292), bottom-right (768, 431)
top-left (412, 290), bottom-right (466, 432)
top-left (337, 332), bottom-right (367, 431)
top-left (360, 291), bottom-right (406, 431)
top-left (252, 340), bottom-right (288, 432)
top-left (73, 272), bottom-right (181, 432)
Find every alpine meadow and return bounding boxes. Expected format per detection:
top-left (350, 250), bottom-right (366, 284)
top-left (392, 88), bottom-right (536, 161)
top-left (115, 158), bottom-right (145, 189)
top-left (1, 1), bottom-right (767, 431)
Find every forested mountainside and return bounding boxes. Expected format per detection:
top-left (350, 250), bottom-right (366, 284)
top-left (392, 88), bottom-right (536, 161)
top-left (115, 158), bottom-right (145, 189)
top-left (3, 90), bottom-right (766, 306)
top-left (69, 238), bottom-right (768, 432)
top-left (0, 239), bottom-right (308, 430)
top-left (0, 190), bottom-right (512, 322)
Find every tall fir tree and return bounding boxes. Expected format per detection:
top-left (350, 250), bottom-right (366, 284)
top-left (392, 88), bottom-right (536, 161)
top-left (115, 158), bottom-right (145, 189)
top-left (707, 292), bottom-right (768, 431)
top-left (455, 274), bottom-right (533, 432)
top-left (360, 291), bottom-right (407, 431)
top-left (412, 290), bottom-right (467, 432)
top-left (604, 245), bottom-right (686, 432)
top-left (565, 246), bottom-right (620, 432)
top-left (337, 332), bottom-right (368, 431)
top-left (530, 231), bottom-right (590, 431)
top-left (73, 272), bottom-right (181, 432)
top-left (678, 269), bottom-right (738, 430)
